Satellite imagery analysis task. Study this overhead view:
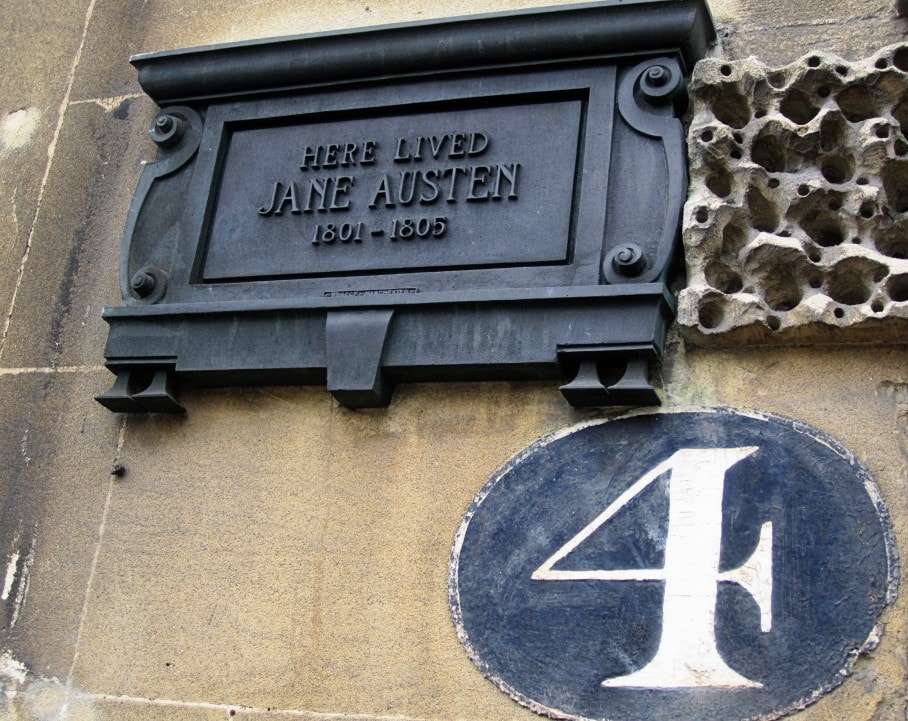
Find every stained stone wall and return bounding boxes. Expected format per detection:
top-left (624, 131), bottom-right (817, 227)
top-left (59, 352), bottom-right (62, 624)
top-left (0, 2), bottom-right (905, 721)
top-left (680, 45), bottom-right (908, 344)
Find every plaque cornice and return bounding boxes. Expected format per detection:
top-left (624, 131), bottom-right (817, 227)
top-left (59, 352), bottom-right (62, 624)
top-left (130, 0), bottom-right (716, 103)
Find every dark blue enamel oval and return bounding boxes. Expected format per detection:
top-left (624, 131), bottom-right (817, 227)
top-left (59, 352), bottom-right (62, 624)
top-left (450, 410), bottom-right (896, 721)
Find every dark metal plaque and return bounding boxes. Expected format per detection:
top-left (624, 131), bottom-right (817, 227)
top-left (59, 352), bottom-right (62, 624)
top-left (96, 0), bottom-right (717, 413)
top-left (450, 410), bottom-right (898, 721)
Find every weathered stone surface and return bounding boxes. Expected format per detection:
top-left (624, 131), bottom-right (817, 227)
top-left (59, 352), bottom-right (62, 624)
top-left (68, 0), bottom-right (584, 102)
top-left (722, 17), bottom-right (908, 67)
top-left (0, 370), bottom-right (121, 680)
top-left (0, 3), bottom-right (907, 721)
top-left (0, 0), bottom-right (93, 362)
top-left (0, 98), bottom-right (157, 368)
top-left (680, 44), bottom-right (908, 344)
top-left (67, 383), bottom-right (566, 720)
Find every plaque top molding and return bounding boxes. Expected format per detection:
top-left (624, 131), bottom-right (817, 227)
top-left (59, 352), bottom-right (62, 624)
top-left (130, 0), bottom-right (716, 103)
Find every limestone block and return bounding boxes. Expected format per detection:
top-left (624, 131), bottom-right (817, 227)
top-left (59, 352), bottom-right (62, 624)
top-left (679, 45), bottom-right (908, 345)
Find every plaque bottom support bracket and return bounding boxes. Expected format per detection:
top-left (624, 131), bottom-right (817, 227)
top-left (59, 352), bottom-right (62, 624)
top-left (557, 345), bottom-right (660, 408)
top-left (326, 308), bottom-right (395, 409)
top-left (95, 366), bottom-right (185, 414)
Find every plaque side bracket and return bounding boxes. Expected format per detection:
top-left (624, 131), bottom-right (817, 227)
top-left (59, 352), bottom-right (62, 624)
top-left (603, 57), bottom-right (688, 286)
top-left (119, 105), bottom-right (203, 302)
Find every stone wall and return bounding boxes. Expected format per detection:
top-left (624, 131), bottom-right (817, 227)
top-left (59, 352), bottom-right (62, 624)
top-left (679, 44), bottom-right (908, 343)
top-left (0, 2), bottom-right (905, 721)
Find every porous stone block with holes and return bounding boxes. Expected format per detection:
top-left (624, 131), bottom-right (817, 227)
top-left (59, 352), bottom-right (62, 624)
top-left (679, 45), bottom-right (908, 344)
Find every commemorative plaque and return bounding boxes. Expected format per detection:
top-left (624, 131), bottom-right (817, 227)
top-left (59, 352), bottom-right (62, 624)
top-left (96, 0), bottom-right (717, 413)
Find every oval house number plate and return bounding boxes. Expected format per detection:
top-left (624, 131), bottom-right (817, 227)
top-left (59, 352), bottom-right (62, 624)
top-left (449, 409), bottom-right (897, 721)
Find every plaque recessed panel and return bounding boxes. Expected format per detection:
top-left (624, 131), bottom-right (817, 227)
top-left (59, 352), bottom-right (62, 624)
top-left (201, 97), bottom-right (583, 281)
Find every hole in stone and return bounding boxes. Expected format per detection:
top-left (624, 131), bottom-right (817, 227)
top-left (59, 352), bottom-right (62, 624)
top-left (820, 155), bottom-right (853, 184)
top-left (882, 159), bottom-right (908, 212)
top-left (701, 129), bottom-right (714, 142)
top-left (712, 86), bottom-right (751, 128)
top-left (818, 86), bottom-right (830, 98)
top-left (826, 276), bottom-right (873, 305)
top-left (751, 131), bottom-right (787, 172)
top-left (730, 148), bottom-right (742, 159)
top-left (733, 131), bottom-right (744, 143)
top-left (808, 248), bottom-right (822, 262)
top-left (860, 202), bottom-right (875, 218)
top-left (857, 176), bottom-right (868, 185)
top-left (762, 271), bottom-right (802, 311)
top-left (705, 261), bottom-right (744, 293)
top-left (836, 65), bottom-right (849, 76)
top-left (698, 299), bottom-right (725, 329)
top-left (768, 177), bottom-right (780, 188)
top-left (766, 315), bottom-right (781, 331)
top-left (695, 207), bottom-right (709, 223)
top-left (827, 259), bottom-right (874, 304)
top-left (722, 223), bottom-right (747, 258)
top-left (768, 70), bottom-right (788, 89)
top-left (807, 56), bottom-right (821, 68)
top-left (780, 89), bottom-right (820, 124)
top-left (779, 229), bottom-right (791, 237)
top-left (820, 111), bottom-right (847, 151)
top-left (894, 96), bottom-right (908, 139)
top-left (706, 169), bottom-right (733, 197)
top-left (875, 225), bottom-right (908, 258)
top-left (721, 64), bottom-right (733, 76)
top-left (755, 108), bottom-right (767, 118)
top-left (871, 300), bottom-right (884, 313)
top-left (815, 226), bottom-right (843, 246)
top-left (887, 274), bottom-right (908, 301)
top-left (895, 47), bottom-right (908, 72)
top-left (837, 85), bottom-right (880, 122)
top-left (747, 185), bottom-right (779, 233)
top-left (800, 210), bottom-right (844, 246)
top-left (852, 236), bottom-right (862, 244)
top-left (876, 58), bottom-right (889, 70)
top-left (834, 307), bottom-right (845, 318)
top-left (798, 184), bottom-right (810, 196)
top-left (896, 140), bottom-right (908, 156)
top-left (876, 125), bottom-right (890, 138)
top-left (809, 275), bottom-right (823, 288)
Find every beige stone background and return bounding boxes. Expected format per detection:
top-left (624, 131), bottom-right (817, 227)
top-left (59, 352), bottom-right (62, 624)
top-left (0, 0), bottom-right (905, 720)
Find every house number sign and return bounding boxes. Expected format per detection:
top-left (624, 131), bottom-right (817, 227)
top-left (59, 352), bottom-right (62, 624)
top-left (449, 410), bottom-right (897, 721)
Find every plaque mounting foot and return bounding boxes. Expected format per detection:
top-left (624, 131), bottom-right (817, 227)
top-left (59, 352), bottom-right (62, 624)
top-left (326, 309), bottom-right (395, 409)
top-left (558, 347), bottom-right (660, 408)
top-left (95, 367), bottom-right (185, 414)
